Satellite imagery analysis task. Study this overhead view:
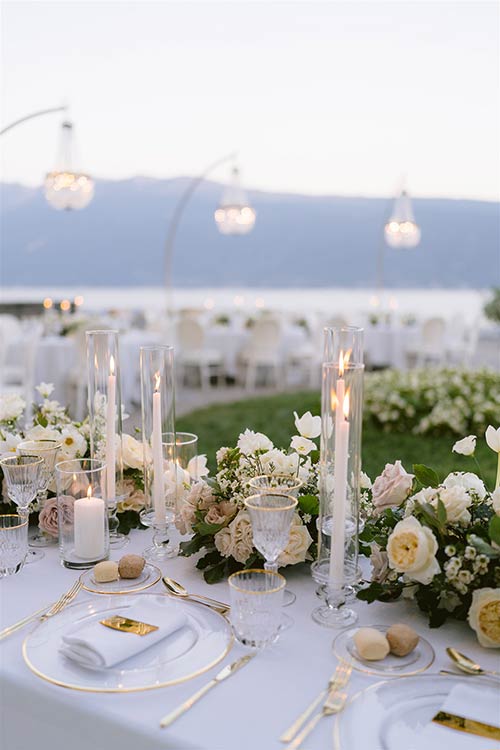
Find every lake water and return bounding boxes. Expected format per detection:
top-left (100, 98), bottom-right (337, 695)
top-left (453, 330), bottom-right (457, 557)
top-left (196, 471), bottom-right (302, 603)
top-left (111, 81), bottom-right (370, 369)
top-left (0, 286), bottom-right (491, 324)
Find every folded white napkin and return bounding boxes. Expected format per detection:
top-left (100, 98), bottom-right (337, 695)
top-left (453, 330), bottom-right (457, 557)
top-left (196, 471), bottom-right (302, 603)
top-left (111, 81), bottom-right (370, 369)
top-left (416, 684), bottom-right (500, 749)
top-left (60, 600), bottom-right (187, 669)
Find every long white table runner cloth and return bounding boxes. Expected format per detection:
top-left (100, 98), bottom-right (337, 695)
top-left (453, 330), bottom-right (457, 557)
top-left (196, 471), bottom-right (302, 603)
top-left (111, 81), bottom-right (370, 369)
top-left (1, 529), bottom-right (498, 750)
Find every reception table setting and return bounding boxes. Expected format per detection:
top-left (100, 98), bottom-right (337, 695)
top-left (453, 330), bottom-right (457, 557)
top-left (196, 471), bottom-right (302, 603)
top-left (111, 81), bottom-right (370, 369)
top-left (1, 325), bottom-right (499, 750)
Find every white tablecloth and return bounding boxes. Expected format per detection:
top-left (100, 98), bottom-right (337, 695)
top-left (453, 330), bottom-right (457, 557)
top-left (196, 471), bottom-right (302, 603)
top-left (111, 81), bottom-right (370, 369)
top-left (1, 529), bottom-right (497, 750)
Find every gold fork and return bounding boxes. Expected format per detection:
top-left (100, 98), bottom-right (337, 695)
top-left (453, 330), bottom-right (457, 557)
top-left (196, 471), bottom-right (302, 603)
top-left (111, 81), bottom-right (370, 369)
top-left (0, 578), bottom-right (82, 641)
top-left (280, 660), bottom-right (351, 743)
top-left (285, 665), bottom-right (352, 750)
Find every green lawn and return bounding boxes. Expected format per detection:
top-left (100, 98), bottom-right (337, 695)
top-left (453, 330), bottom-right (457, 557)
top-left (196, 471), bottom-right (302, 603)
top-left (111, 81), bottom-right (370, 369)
top-left (178, 391), bottom-right (497, 488)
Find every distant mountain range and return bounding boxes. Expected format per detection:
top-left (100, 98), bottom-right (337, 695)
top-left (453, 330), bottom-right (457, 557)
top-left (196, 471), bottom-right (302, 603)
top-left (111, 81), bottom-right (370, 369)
top-left (1, 178), bottom-right (499, 288)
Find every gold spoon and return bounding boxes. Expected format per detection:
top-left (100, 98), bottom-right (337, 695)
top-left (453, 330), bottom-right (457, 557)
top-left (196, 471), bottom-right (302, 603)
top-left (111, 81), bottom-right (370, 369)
top-left (447, 647), bottom-right (500, 677)
top-left (162, 576), bottom-right (230, 611)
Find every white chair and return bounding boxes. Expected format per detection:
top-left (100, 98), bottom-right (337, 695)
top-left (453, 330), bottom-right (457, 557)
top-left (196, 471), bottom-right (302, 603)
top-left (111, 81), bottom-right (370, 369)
top-left (239, 318), bottom-right (284, 390)
top-left (446, 315), bottom-right (479, 366)
top-left (176, 318), bottom-right (224, 389)
top-left (0, 317), bottom-right (41, 423)
top-left (416, 317), bottom-right (447, 366)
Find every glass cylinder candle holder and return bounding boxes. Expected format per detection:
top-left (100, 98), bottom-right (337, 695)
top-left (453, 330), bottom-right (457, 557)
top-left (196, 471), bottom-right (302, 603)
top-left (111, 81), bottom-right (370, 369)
top-left (312, 326), bottom-right (364, 628)
top-left (140, 345), bottom-right (177, 561)
top-left (86, 330), bottom-right (127, 549)
top-left (55, 459), bottom-right (109, 569)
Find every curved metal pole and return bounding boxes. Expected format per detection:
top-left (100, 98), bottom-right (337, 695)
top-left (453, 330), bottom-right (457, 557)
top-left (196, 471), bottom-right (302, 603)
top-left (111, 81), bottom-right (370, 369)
top-left (0, 105), bottom-right (67, 136)
top-left (164, 151), bottom-right (238, 317)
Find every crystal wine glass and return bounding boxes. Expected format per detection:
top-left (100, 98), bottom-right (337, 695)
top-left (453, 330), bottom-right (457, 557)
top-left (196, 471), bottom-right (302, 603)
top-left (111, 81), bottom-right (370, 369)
top-left (248, 474), bottom-right (303, 497)
top-left (0, 455), bottom-right (44, 563)
top-left (17, 439), bottom-right (61, 547)
top-left (244, 492), bottom-right (298, 606)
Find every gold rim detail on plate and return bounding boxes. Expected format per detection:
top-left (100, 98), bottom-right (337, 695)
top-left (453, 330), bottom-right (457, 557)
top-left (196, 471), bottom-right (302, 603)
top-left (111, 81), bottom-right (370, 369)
top-left (22, 596), bottom-right (234, 693)
top-left (79, 564), bottom-right (162, 595)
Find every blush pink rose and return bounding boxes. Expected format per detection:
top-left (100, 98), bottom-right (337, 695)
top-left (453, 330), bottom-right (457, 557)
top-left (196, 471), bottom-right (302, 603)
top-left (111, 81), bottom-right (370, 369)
top-left (372, 461), bottom-right (413, 514)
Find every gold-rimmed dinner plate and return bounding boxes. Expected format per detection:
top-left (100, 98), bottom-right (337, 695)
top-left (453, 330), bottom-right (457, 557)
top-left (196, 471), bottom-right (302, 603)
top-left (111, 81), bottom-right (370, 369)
top-left (79, 563), bottom-right (161, 595)
top-left (23, 594), bottom-right (233, 692)
top-left (333, 673), bottom-right (499, 749)
top-left (332, 625), bottom-right (434, 677)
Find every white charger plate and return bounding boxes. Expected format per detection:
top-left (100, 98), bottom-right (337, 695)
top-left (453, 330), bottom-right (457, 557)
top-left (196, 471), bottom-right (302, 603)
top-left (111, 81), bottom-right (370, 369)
top-left (23, 593), bottom-right (233, 692)
top-left (333, 673), bottom-right (498, 750)
top-left (79, 563), bottom-right (161, 595)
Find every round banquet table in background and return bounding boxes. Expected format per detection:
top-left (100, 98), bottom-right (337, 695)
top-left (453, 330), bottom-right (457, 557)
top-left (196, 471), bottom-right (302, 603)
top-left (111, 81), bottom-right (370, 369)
top-left (0, 528), bottom-right (497, 750)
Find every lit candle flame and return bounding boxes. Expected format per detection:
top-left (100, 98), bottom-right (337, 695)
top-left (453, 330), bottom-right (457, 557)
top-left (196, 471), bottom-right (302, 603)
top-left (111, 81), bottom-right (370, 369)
top-left (343, 390), bottom-right (350, 420)
top-left (110, 355), bottom-right (115, 375)
top-left (87, 485), bottom-right (93, 499)
top-left (154, 371), bottom-right (161, 392)
top-left (338, 349), bottom-right (352, 377)
top-left (330, 390), bottom-right (338, 411)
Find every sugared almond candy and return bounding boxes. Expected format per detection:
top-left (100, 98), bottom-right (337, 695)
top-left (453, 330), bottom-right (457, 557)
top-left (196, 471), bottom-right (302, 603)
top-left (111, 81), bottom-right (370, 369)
top-left (386, 623), bottom-right (419, 657)
top-left (353, 627), bottom-right (390, 660)
top-left (94, 560), bottom-right (119, 583)
top-left (118, 554), bottom-right (145, 579)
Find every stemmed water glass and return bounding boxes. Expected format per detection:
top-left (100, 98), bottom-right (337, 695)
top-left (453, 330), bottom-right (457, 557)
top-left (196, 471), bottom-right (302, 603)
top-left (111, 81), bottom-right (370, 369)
top-left (244, 492), bottom-right (298, 607)
top-left (248, 474), bottom-right (303, 497)
top-left (0, 455), bottom-right (44, 563)
top-left (17, 439), bottom-right (61, 547)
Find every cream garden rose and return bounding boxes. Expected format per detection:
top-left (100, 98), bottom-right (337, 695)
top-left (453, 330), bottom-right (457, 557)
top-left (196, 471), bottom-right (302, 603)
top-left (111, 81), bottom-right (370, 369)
top-left (430, 485), bottom-right (472, 525)
top-left (387, 516), bottom-right (440, 584)
top-left (372, 461), bottom-right (414, 514)
top-left (121, 433), bottom-right (146, 470)
top-left (214, 510), bottom-right (254, 564)
top-left (277, 514), bottom-right (312, 566)
top-left (468, 588), bottom-right (500, 648)
top-left (442, 471), bottom-right (486, 500)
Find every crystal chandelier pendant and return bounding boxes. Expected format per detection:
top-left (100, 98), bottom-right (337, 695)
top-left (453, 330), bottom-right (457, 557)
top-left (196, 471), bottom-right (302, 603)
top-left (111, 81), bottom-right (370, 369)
top-left (214, 166), bottom-right (256, 235)
top-left (384, 189), bottom-right (421, 249)
top-left (45, 121), bottom-right (94, 210)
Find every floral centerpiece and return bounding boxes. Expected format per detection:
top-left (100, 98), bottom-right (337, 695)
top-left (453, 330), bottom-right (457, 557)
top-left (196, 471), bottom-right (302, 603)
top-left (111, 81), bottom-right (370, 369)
top-left (0, 385), bottom-right (146, 535)
top-left (358, 427), bottom-right (500, 648)
top-left (177, 411), bottom-right (321, 582)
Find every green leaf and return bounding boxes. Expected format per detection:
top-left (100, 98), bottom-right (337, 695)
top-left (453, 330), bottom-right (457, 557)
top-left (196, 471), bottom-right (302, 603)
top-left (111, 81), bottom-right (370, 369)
top-left (428, 607), bottom-right (449, 628)
top-left (436, 498), bottom-right (447, 526)
top-left (196, 550), bottom-right (223, 570)
top-left (309, 449), bottom-right (320, 465)
top-left (489, 515), bottom-right (500, 547)
top-left (356, 582), bottom-right (385, 603)
top-left (298, 494), bottom-right (319, 515)
top-left (467, 534), bottom-right (500, 558)
top-left (179, 535), bottom-right (211, 557)
top-left (203, 560), bottom-right (227, 584)
top-left (413, 464), bottom-right (440, 488)
top-left (193, 520), bottom-right (225, 536)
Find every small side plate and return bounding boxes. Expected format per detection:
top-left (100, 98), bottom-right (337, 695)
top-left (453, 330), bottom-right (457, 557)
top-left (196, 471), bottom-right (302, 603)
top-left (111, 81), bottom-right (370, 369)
top-left (80, 563), bottom-right (161, 595)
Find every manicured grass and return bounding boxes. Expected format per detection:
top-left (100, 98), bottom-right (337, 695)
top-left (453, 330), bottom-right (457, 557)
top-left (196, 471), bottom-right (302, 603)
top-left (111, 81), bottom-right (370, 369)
top-left (178, 391), bottom-right (497, 488)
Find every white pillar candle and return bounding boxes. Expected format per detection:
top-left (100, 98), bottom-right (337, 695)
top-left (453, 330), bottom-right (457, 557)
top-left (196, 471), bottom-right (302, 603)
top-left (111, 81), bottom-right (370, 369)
top-left (74, 488), bottom-right (105, 560)
top-left (106, 356), bottom-right (116, 501)
top-left (152, 373), bottom-right (165, 524)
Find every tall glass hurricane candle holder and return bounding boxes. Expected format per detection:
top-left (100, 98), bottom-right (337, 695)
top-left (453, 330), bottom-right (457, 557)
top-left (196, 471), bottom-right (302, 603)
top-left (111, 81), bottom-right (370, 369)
top-left (55, 459), bottom-right (109, 569)
top-left (140, 345), bottom-right (177, 561)
top-left (86, 330), bottom-right (127, 549)
top-left (312, 326), bottom-right (364, 628)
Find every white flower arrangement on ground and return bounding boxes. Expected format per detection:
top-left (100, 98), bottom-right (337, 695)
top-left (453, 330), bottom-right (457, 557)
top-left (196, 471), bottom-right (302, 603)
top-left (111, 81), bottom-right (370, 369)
top-left (0, 385), bottom-right (147, 535)
top-left (178, 412), bottom-right (320, 583)
top-left (364, 368), bottom-right (500, 436)
top-left (358, 426), bottom-right (500, 648)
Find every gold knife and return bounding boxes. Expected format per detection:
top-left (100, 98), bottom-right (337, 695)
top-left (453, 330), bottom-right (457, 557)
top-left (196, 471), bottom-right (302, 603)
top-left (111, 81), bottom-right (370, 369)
top-left (160, 653), bottom-right (255, 728)
top-left (432, 710), bottom-right (500, 740)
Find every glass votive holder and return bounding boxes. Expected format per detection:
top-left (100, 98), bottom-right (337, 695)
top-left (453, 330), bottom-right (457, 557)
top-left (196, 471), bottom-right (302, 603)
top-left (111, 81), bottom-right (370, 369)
top-left (247, 474), bottom-right (303, 497)
top-left (55, 459), bottom-right (109, 569)
top-left (228, 569), bottom-right (286, 648)
top-left (0, 514), bottom-right (28, 577)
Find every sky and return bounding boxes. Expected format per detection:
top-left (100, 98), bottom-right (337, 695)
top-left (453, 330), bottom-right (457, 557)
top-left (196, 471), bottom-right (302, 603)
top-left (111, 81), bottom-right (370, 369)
top-left (1, 0), bottom-right (499, 200)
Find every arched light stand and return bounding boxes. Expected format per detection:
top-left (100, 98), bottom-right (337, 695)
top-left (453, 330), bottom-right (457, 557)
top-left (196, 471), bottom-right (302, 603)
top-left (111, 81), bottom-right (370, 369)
top-left (214, 166), bottom-right (256, 235)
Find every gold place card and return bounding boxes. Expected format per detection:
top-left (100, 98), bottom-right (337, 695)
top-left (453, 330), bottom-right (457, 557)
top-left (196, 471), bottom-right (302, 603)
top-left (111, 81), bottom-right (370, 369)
top-left (99, 615), bottom-right (159, 636)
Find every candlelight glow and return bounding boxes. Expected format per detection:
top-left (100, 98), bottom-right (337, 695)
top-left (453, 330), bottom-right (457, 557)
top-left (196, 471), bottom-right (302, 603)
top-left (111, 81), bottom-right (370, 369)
top-left (154, 371), bottom-right (161, 392)
top-left (330, 390), bottom-right (338, 412)
top-left (343, 390), bottom-right (350, 419)
top-left (109, 355), bottom-right (115, 375)
top-left (60, 299), bottom-right (71, 312)
top-left (43, 297), bottom-right (53, 309)
top-left (87, 486), bottom-right (93, 499)
top-left (338, 349), bottom-right (352, 377)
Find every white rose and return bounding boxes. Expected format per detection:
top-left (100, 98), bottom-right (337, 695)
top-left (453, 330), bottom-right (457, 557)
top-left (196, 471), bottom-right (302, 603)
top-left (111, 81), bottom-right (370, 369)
top-left (442, 471), bottom-right (486, 500)
top-left (485, 425), bottom-right (500, 453)
top-left (228, 510), bottom-right (254, 563)
top-left (121, 433), bottom-right (145, 470)
top-left (372, 461), bottom-right (414, 513)
top-left (278, 515), bottom-right (312, 566)
top-left (187, 454), bottom-right (209, 479)
top-left (290, 435), bottom-right (316, 455)
top-left (387, 516), bottom-right (440, 584)
top-left (237, 429), bottom-right (273, 455)
top-left (176, 500), bottom-right (197, 535)
top-left (0, 393), bottom-right (26, 422)
top-left (452, 435), bottom-right (476, 456)
top-left (293, 411), bottom-right (321, 439)
top-left (59, 426), bottom-right (87, 460)
top-left (491, 487), bottom-right (500, 515)
top-left (35, 382), bottom-right (55, 399)
top-left (468, 588), bottom-right (500, 648)
top-left (431, 485), bottom-right (472, 525)
top-left (214, 526), bottom-right (234, 558)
